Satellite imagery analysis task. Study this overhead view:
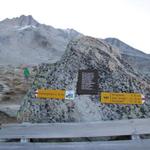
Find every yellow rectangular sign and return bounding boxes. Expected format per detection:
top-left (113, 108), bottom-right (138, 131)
top-left (101, 92), bottom-right (142, 104)
top-left (36, 89), bottom-right (65, 99)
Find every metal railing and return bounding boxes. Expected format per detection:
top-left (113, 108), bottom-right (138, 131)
top-left (0, 118), bottom-right (150, 150)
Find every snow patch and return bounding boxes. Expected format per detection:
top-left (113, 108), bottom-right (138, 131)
top-left (18, 25), bottom-right (37, 30)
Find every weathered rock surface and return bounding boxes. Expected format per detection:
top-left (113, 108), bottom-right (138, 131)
top-left (0, 15), bottom-right (81, 123)
top-left (0, 15), bottom-right (81, 65)
top-left (18, 36), bottom-right (150, 123)
top-left (0, 65), bottom-right (37, 123)
top-left (105, 38), bottom-right (150, 75)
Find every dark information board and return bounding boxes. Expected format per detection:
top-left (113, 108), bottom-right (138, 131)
top-left (76, 70), bottom-right (99, 95)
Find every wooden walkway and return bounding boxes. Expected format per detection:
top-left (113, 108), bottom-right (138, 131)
top-left (0, 118), bottom-right (150, 150)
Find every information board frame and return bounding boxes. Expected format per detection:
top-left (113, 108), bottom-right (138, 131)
top-left (76, 69), bottom-right (99, 95)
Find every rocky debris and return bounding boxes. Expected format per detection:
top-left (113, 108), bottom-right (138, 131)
top-left (0, 111), bottom-right (17, 124)
top-left (18, 36), bottom-right (150, 123)
top-left (0, 84), bottom-right (4, 92)
top-left (0, 81), bottom-right (10, 100)
top-left (105, 38), bottom-right (150, 75)
top-left (0, 105), bottom-right (20, 117)
top-left (0, 65), bottom-right (32, 104)
top-left (0, 65), bottom-right (37, 123)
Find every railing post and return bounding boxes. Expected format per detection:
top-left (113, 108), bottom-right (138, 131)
top-left (20, 138), bottom-right (29, 143)
top-left (131, 128), bottom-right (141, 140)
top-left (130, 119), bottom-right (141, 141)
top-left (20, 122), bottom-right (30, 143)
top-left (131, 134), bottom-right (141, 140)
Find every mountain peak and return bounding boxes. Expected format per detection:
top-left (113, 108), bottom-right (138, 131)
top-left (19, 15), bottom-right (34, 21)
top-left (0, 15), bottom-right (39, 27)
top-left (16, 15), bottom-right (39, 26)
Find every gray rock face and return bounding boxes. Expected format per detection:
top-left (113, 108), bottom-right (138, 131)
top-left (18, 36), bottom-right (150, 123)
top-left (105, 38), bottom-right (150, 75)
top-left (0, 15), bottom-right (81, 65)
top-left (0, 65), bottom-right (35, 123)
top-left (0, 15), bottom-right (39, 27)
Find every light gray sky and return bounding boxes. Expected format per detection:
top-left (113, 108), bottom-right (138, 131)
top-left (0, 0), bottom-right (150, 53)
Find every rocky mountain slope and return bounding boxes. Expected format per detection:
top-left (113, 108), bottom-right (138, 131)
top-left (105, 38), bottom-right (150, 75)
top-left (0, 15), bottom-right (81, 65)
top-left (18, 36), bottom-right (150, 123)
top-left (1, 16), bottom-right (150, 124)
top-left (0, 65), bottom-right (37, 123)
top-left (0, 15), bottom-right (82, 123)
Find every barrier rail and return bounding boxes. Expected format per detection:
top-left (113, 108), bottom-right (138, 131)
top-left (0, 118), bottom-right (150, 150)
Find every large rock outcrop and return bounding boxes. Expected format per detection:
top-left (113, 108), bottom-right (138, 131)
top-left (18, 36), bottom-right (150, 123)
top-left (105, 38), bottom-right (150, 76)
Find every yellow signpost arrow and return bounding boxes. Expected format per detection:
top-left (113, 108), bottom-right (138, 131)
top-left (36, 89), bottom-right (65, 99)
top-left (101, 92), bottom-right (143, 104)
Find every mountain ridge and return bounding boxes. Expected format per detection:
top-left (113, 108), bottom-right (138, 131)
top-left (0, 15), bottom-right (39, 27)
top-left (105, 38), bottom-right (150, 75)
top-left (0, 15), bottom-right (82, 65)
top-left (105, 38), bottom-right (150, 56)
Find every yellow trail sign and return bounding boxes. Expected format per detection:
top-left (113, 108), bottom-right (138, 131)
top-left (101, 92), bottom-right (142, 104)
top-left (36, 89), bottom-right (65, 99)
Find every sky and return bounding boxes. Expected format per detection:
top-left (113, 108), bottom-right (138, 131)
top-left (0, 0), bottom-right (150, 54)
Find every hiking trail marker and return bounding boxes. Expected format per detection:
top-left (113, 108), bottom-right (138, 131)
top-left (65, 90), bottom-right (75, 100)
top-left (101, 92), bottom-right (143, 104)
top-left (35, 89), bottom-right (65, 99)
